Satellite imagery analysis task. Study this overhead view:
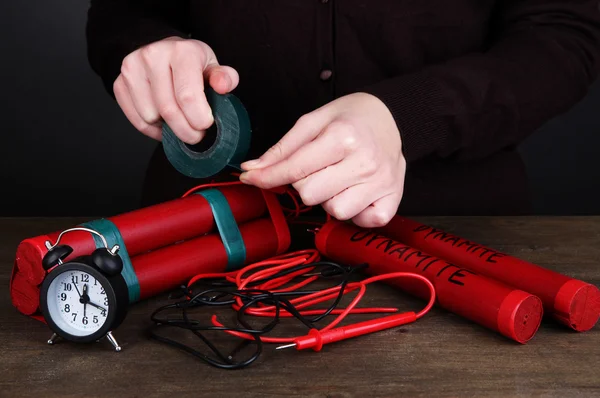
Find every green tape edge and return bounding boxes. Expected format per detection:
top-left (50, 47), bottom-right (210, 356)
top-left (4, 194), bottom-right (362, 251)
top-left (80, 219), bottom-right (140, 303)
top-left (162, 87), bottom-right (251, 178)
top-left (196, 189), bottom-right (246, 271)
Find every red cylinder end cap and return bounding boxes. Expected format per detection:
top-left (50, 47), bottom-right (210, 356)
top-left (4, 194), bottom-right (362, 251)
top-left (497, 290), bottom-right (544, 344)
top-left (10, 272), bottom-right (41, 315)
top-left (15, 238), bottom-right (50, 286)
top-left (314, 220), bottom-right (340, 257)
top-left (554, 280), bottom-right (600, 332)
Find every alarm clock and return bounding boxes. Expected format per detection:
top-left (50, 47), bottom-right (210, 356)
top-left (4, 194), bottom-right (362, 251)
top-left (39, 227), bottom-right (129, 352)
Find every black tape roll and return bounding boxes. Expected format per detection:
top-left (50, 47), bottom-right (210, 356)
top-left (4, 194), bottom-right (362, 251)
top-left (162, 87), bottom-right (251, 178)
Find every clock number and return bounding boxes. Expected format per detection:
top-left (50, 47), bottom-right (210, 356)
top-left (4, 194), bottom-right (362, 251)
top-left (71, 275), bottom-right (78, 284)
top-left (104, 297), bottom-right (109, 306)
top-left (93, 315), bottom-right (98, 324)
top-left (72, 313), bottom-right (77, 322)
top-left (63, 283), bottom-right (72, 291)
top-left (100, 287), bottom-right (105, 295)
top-left (101, 309), bottom-right (107, 317)
top-left (60, 293), bottom-right (67, 301)
top-left (94, 278), bottom-right (98, 286)
top-left (81, 274), bottom-right (89, 283)
top-left (64, 304), bottom-right (70, 313)
top-left (82, 316), bottom-right (88, 325)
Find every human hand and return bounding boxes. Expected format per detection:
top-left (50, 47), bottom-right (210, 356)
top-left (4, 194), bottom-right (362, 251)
top-left (113, 37), bottom-right (239, 144)
top-left (239, 93), bottom-right (406, 228)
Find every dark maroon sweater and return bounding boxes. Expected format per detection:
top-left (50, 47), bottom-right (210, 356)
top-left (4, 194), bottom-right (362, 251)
top-left (86, 0), bottom-right (600, 215)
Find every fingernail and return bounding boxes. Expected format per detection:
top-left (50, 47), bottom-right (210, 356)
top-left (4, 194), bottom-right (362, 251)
top-left (239, 172), bottom-right (250, 183)
top-left (241, 159), bottom-right (261, 170)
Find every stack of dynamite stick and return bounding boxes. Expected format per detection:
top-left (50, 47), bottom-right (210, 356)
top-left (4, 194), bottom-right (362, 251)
top-left (10, 185), bottom-right (290, 318)
top-left (315, 217), bottom-right (600, 343)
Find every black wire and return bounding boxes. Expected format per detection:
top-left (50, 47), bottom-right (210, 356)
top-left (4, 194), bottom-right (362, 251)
top-left (147, 261), bottom-right (367, 370)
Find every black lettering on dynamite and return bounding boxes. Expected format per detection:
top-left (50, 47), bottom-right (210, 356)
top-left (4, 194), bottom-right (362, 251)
top-left (443, 236), bottom-right (461, 246)
top-left (436, 263), bottom-right (460, 277)
top-left (448, 269), bottom-right (475, 286)
top-left (389, 246), bottom-right (411, 258)
top-left (376, 239), bottom-right (403, 253)
top-left (350, 231), bottom-right (372, 242)
top-left (456, 240), bottom-right (479, 252)
top-left (422, 258), bottom-right (439, 271)
top-left (486, 252), bottom-right (506, 263)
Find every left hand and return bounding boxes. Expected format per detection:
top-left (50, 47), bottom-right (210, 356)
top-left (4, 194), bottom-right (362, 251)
top-left (239, 92), bottom-right (406, 228)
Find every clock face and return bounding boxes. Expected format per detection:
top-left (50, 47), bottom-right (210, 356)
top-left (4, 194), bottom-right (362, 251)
top-left (46, 270), bottom-right (110, 337)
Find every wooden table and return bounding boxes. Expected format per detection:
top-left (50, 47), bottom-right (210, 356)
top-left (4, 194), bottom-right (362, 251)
top-left (1, 217), bottom-right (599, 397)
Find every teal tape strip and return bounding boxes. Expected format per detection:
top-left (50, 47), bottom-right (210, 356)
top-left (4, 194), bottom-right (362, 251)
top-left (80, 219), bottom-right (140, 303)
top-left (197, 189), bottom-right (246, 271)
top-left (162, 87), bottom-right (252, 178)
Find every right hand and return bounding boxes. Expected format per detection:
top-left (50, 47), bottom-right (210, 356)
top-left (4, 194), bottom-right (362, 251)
top-left (113, 37), bottom-right (239, 144)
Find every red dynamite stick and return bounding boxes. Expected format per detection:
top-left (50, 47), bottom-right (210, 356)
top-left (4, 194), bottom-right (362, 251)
top-left (135, 218), bottom-right (281, 299)
top-left (14, 185), bottom-right (269, 286)
top-left (378, 217), bottom-right (600, 332)
top-left (12, 218), bottom-right (285, 313)
top-left (315, 220), bottom-right (544, 343)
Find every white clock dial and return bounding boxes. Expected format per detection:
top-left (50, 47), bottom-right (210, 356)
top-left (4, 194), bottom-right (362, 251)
top-left (46, 270), bottom-right (110, 337)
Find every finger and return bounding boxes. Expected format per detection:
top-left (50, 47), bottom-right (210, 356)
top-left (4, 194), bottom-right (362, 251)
top-left (113, 75), bottom-right (162, 140)
top-left (292, 151), bottom-right (379, 206)
top-left (144, 59), bottom-right (205, 145)
top-left (241, 122), bottom-right (351, 189)
top-left (120, 55), bottom-right (161, 125)
top-left (241, 111), bottom-right (334, 170)
top-left (321, 183), bottom-right (382, 221)
top-left (206, 64), bottom-right (240, 94)
top-left (171, 47), bottom-right (214, 132)
top-left (351, 193), bottom-right (402, 228)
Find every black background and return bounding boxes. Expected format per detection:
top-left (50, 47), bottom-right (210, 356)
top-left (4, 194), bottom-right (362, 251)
top-left (2, 1), bottom-right (599, 217)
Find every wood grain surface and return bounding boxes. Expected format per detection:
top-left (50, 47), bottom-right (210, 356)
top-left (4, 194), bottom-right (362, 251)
top-left (1, 217), bottom-right (599, 397)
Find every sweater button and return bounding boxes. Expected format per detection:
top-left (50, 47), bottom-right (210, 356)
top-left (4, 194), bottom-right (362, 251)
top-left (320, 69), bottom-right (333, 81)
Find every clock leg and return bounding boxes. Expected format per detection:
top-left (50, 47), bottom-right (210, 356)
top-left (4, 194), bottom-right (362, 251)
top-left (47, 333), bottom-right (59, 345)
top-left (106, 331), bottom-right (122, 352)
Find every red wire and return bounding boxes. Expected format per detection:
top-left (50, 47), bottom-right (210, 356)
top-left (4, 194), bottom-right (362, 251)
top-left (184, 248), bottom-right (436, 345)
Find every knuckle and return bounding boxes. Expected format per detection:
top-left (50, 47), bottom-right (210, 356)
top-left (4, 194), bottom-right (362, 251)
top-left (138, 123), bottom-right (155, 136)
top-left (120, 56), bottom-right (135, 77)
top-left (159, 104), bottom-right (179, 120)
top-left (140, 43), bottom-right (158, 62)
top-left (357, 150), bottom-right (378, 177)
top-left (328, 121), bottom-right (359, 152)
top-left (289, 166), bottom-right (310, 182)
top-left (326, 203), bottom-right (348, 221)
top-left (297, 188), bottom-right (316, 206)
top-left (369, 210), bottom-right (393, 227)
top-left (176, 87), bottom-right (196, 105)
top-left (294, 114), bottom-right (313, 129)
top-left (113, 77), bottom-right (125, 96)
top-left (268, 142), bottom-right (285, 159)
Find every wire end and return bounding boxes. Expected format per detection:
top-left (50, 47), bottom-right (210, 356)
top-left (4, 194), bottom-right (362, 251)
top-left (275, 343), bottom-right (297, 350)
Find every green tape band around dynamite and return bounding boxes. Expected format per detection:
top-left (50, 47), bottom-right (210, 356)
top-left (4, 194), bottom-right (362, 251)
top-left (196, 189), bottom-right (246, 271)
top-left (80, 219), bottom-right (140, 303)
top-left (162, 87), bottom-right (252, 178)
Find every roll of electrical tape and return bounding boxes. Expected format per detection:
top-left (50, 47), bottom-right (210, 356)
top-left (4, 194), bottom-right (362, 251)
top-left (162, 87), bottom-right (251, 178)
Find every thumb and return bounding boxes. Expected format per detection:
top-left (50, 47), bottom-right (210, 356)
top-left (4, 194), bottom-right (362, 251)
top-left (241, 110), bottom-right (332, 170)
top-left (205, 64), bottom-right (240, 94)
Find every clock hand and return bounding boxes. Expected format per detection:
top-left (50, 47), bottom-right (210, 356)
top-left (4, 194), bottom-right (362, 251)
top-left (73, 280), bottom-right (82, 297)
top-left (87, 301), bottom-right (107, 312)
top-left (82, 284), bottom-right (88, 318)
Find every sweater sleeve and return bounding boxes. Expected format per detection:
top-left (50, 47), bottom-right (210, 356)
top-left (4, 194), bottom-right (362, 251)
top-left (364, 0), bottom-right (600, 163)
top-left (86, 0), bottom-right (191, 96)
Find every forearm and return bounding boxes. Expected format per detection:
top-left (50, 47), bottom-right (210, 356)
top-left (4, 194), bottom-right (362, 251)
top-left (86, 0), bottom-right (190, 95)
top-left (364, 0), bottom-right (600, 163)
